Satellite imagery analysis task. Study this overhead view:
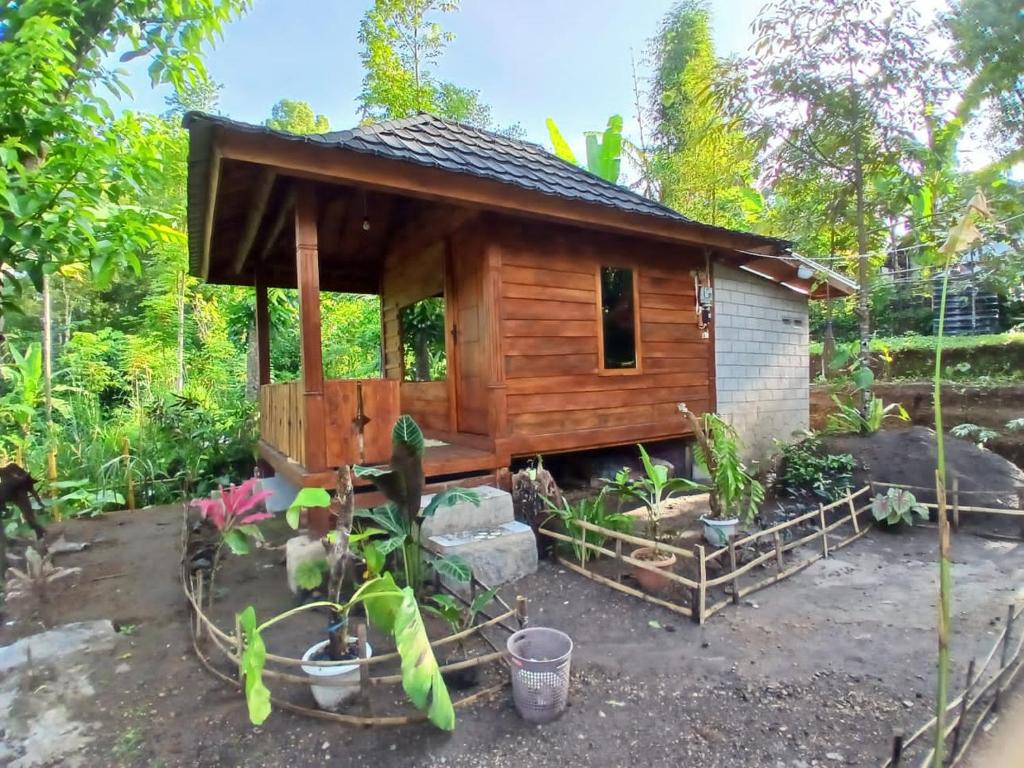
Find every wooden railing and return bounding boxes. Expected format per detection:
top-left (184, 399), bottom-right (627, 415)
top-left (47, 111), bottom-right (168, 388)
top-left (259, 381), bottom-right (306, 465)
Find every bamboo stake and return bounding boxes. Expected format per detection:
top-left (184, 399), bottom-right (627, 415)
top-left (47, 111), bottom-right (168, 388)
top-left (234, 614), bottom-right (243, 681)
top-left (891, 730), bottom-right (904, 766)
top-left (773, 531), bottom-right (784, 572)
top-left (949, 658), bottom-right (976, 759)
top-left (356, 623), bottom-right (369, 696)
top-left (727, 538), bottom-right (740, 605)
top-left (567, 519), bottom-right (697, 560)
top-left (516, 595), bottom-right (528, 628)
top-left (849, 492), bottom-right (861, 534)
top-left (614, 537), bottom-right (623, 583)
top-left (122, 436), bottom-right (135, 510)
top-left (994, 603), bottom-right (1015, 713)
top-left (819, 504), bottom-right (830, 558)
top-left (934, 471), bottom-right (952, 768)
top-left (696, 544), bottom-right (706, 625)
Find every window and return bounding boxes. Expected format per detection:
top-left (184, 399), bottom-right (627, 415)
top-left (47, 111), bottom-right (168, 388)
top-left (599, 266), bottom-right (638, 370)
top-left (399, 295), bottom-right (447, 381)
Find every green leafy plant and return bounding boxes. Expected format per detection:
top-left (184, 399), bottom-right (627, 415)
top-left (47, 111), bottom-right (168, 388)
top-left (353, 416), bottom-right (477, 593)
top-left (602, 445), bottom-right (696, 545)
top-left (871, 487), bottom-right (928, 527)
top-left (677, 405), bottom-right (764, 525)
top-left (777, 436), bottom-right (855, 502)
top-left (950, 423), bottom-right (999, 447)
top-left (237, 571), bottom-right (454, 730)
top-left (542, 489), bottom-right (633, 566)
top-left (424, 587), bottom-right (499, 640)
top-left (825, 394), bottom-right (909, 435)
top-left (546, 115), bottom-right (624, 183)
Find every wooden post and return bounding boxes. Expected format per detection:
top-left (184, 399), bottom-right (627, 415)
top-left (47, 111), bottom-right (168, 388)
top-left (295, 184), bottom-right (326, 471)
top-left (773, 531), bottom-right (784, 572)
top-left (727, 537), bottom-right (740, 604)
top-left (356, 622), bottom-right (369, 696)
top-left (515, 595), bottom-right (528, 628)
top-left (951, 476), bottom-right (960, 532)
top-left (994, 603), bottom-right (1015, 713)
top-left (818, 503), bottom-right (830, 558)
top-left (254, 277), bottom-right (271, 387)
top-left (950, 658), bottom-right (976, 758)
top-left (194, 572), bottom-right (205, 641)
top-left (1017, 487), bottom-right (1024, 541)
top-left (891, 730), bottom-right (904, 766)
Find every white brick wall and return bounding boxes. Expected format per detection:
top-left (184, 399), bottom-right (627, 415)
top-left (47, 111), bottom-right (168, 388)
top-left (713, 265), bottom-right (809, 462)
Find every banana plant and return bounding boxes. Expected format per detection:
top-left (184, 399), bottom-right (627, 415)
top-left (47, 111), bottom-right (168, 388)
top-left (354, 416), bottom-right (478, 594)
top-left (546, 115), bottom-right (624, 184)
top-left (237, 571), bottom-right (454, 730)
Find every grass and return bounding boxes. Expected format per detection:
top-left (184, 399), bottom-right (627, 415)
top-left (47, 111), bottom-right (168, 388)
top-left (810, 330), bottom-right (1024, 356)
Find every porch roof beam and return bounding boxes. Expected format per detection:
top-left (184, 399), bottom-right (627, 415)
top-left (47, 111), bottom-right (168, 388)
top-left (232, 167), bottom-right (277, 274)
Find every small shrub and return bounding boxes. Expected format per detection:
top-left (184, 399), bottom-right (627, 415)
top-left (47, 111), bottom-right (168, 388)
top-left (950, 423), bottom-right (999, 447)
top-left (778, 436), bottom-right (855, 502)
top-left (825, 395), bottom-right (909, 435)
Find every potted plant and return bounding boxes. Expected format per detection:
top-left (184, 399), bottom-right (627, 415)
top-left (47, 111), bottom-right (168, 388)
top-left (603, 445), bottom-right (696, 591)
top-left (237, 466), bottom-right (456, 730)
top-left (423, 586), bottom-right (499, 689)
top-left (677, 404), bottom-right (764, 547)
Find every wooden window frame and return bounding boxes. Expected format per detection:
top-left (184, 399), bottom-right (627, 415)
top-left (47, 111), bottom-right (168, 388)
top-left (595, 264), bottom-right (643, 375)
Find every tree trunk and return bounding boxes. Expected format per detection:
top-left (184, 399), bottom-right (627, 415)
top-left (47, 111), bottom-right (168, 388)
top-left (413, 331), bottom-right (431, 381)
top-left (853, 149), bottom-right (871, 413)
top-left (175, 270), bottom-right (186, 393)
top-left (41, 272), bottom-right (53, 423)
top-left (245, 318), bottom-right (258, 400)
top-left (327, 466), bottom-right (356, 659)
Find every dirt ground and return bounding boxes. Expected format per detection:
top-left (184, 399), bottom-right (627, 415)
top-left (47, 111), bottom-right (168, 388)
top-left (3, 500), bottom-right (1024, 768)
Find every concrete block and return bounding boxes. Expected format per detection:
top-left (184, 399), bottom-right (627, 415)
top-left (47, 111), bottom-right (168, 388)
top-left (425, 520), bottom-right (537, 590)
top-left (419, 485), bottom-right (514, 540)
top-left (286, 534), bottom-right (326, 594)
top-left (258, 474), bottom-right (300, 515)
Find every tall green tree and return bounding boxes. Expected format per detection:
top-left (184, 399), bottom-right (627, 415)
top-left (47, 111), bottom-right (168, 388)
top-left (0, 0), bottom-right (250, 320)
top-left (356, 0), bottom-right (497, 132)
top-left (266, 99), bottom-right (330, 134)
top-left (648, 1), bottom-right (760, 228)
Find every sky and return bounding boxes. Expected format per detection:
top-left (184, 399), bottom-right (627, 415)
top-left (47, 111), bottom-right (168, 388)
top-left (120, 0), bottom-right (771, 150)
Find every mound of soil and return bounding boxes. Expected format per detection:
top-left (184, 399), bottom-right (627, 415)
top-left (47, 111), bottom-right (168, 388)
top-left (824, 425), bottom-right (1024, 506)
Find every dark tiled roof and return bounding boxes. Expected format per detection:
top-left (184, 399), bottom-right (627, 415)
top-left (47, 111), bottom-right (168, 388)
top-left (184, 111), bottom-right (789, 276)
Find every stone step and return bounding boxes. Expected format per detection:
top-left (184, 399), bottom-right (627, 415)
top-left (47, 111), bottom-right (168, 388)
top-left (425, 520), bottom-right (538, 590)
top-left (418, 485), bottom-right (514, 540)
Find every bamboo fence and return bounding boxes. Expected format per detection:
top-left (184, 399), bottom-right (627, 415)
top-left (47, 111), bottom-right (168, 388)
top-left (179, 514), bottom-right (527, 726)
top-left (539, 485), bottom-right (877, 624)
top-left (883, 602), bottom-right (1024, 767)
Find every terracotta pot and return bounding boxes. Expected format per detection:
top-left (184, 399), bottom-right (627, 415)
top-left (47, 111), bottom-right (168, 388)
top-left (630, 546), bottom-right (677, 593)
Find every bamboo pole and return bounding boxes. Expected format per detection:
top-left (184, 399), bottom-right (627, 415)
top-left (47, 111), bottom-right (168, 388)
top-left (567, 519), bottom-right (697, 560)
top-left (849, 492), bottom-right (861, 534)
top-left (994, 603), bottom-right (1015, 713)
top-left (122, 436), bottom-right (135, 510)
top-left (727, 538), bottom-right (740, 605)
top-left (696, 544), bottom-right (706, 625)
top-left (538, 527), bottom-right (699, 589)
top-left (516, 595), bottom-right (528, 628)
top-left (949, 658), bottom-right (976, 759)
top-left (951, 477), bottom-right (960, 532)
top-left (556, 556), bottom-right (693, 618)
top-left (773, 531), bottom-right (784, 572)
top-left (934, 471), bottom-right (952, 768)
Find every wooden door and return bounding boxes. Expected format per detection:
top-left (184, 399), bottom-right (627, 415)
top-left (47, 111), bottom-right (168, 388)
top-left (449, 242), bottom-right (489, 435)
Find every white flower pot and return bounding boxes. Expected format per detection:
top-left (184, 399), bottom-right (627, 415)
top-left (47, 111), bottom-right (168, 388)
top-left (700, 516), bottom-right (739, 548)
top-left (301, 638), bottom-right (371, 711)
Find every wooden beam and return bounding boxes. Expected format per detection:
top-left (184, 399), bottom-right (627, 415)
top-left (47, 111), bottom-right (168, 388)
top-left (200, 145), bottom-right (222, 279)
top-left (254, 277), bottom-right (271, 386)
top-left (216, 130), bottom-right (782, 256)
top-left (257, 185), bottom-right (296, 264)
top-left (295, 184), bottom-right (327, 471)
top-left (233, 168), bottom-right (277, 274)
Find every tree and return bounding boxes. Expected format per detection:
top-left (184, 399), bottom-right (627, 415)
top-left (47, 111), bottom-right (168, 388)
top-left (947, 0), bottom-right (1024, 170)
top-left (736, 0), bottom-right (930, 404)
top-left (265, 99), bottom-right (330, 134)
top-left (0, 1), bottom-right (250, 320)
top-left (356, 0), bottom-right (503, 133)
top-left (647, 1), bottom-right (760, 228)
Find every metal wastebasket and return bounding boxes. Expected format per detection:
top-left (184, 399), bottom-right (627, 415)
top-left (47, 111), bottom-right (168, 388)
top-left (507, 627), bottom-right (573, 723)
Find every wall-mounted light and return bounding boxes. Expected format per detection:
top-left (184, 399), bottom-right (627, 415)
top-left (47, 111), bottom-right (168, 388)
top-left (797, 265), bottom-right (814, 280)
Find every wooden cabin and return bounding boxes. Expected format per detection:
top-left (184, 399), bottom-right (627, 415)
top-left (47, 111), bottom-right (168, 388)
top-left (184, 113), bottom-right (854, 499)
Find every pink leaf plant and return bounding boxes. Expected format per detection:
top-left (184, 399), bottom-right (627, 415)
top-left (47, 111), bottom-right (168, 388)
top-left (191, 477), bottom-right (273, 534)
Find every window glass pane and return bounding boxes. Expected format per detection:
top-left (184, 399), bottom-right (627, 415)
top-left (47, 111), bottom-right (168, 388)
top-left (600, 266), bottom-right (637, 369)
top-left (399, 296), bottom-right (447, 381)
